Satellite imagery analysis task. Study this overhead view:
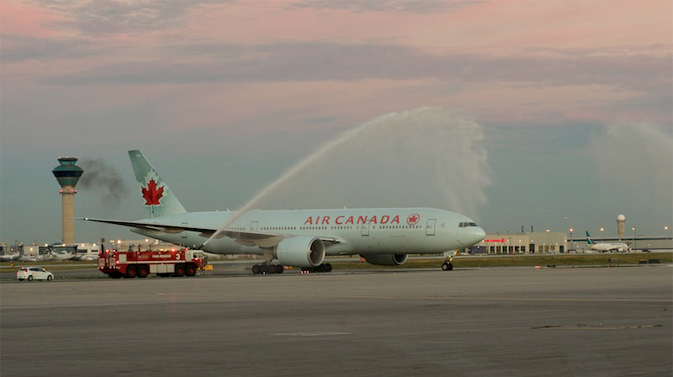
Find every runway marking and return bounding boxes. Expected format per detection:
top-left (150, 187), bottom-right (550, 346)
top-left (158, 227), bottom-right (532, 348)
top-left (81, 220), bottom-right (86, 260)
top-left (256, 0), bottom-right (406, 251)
top-left (3, 295), bottom-right (670, 310)
top-left (272, 332), bottom-right (350, 337)
top-left (533, 324), bottom-right (663, 331)
top-left (414, 296), bottom-right (673, 304)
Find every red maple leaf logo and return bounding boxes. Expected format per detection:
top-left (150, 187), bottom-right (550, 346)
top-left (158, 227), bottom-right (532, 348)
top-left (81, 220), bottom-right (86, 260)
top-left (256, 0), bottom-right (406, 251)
top-left (407, 213), bottom-right (420, 226)
top-left (142, 178), bottom-right (164, 206)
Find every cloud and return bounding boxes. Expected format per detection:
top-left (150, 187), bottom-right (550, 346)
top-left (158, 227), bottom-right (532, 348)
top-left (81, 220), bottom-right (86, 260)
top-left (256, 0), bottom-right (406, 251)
top-left (0, 34), bottom-right (99, 62)
top-left (589, 122), bottom-right (673, 206)
top-left (287, 0), bottom-right (481, 14)
top-left (28, 0), bottom-right (232, 36)
top-left (36, 42), bottom-right (670, 95)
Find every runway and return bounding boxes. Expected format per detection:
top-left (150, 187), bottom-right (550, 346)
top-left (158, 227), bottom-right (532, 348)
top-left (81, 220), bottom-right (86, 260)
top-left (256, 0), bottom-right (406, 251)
top-left (1, 266), bottom-right (671, 377)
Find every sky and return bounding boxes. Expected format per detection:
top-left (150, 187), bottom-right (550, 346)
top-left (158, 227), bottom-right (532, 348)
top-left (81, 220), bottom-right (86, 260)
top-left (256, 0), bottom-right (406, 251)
top-left (1, 0), bottom-right (671, 245)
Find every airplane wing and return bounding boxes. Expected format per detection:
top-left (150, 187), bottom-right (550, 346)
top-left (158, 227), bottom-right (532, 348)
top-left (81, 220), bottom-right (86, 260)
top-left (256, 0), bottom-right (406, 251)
top-left (81, 218), bottom-right (341, 248)
top-left (82, 217), bottom-right (210, 235)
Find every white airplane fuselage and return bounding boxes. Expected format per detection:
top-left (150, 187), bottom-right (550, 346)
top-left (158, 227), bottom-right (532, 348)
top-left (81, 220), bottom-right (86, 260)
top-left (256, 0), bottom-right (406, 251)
top-left (131, 207), bottom-right (485, 257)
top-left (588, 243), bottom-right (630, 252)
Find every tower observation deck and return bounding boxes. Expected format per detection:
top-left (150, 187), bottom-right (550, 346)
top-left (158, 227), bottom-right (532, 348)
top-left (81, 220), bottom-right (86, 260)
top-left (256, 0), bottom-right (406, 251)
top-left (52, 157), bottom-right (83, 244)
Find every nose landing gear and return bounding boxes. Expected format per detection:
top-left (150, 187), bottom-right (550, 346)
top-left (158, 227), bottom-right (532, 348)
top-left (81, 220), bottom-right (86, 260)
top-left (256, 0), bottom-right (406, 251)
top-left (441, 257), bottom-right (453, 271)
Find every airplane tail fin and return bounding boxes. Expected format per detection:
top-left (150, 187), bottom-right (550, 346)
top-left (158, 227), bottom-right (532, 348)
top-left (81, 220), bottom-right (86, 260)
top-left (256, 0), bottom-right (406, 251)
top-left (128, 150), bottom-right (187, 218)
top-left (585, 231), bottom-right (594, 245)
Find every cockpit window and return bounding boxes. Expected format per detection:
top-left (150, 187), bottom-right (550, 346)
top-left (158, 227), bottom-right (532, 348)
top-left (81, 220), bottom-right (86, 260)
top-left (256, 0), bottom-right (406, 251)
top-left (459, 222), bottom-right (478, 228)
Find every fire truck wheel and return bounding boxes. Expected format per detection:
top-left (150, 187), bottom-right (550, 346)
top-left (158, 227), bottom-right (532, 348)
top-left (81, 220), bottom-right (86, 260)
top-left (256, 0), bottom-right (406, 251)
top-left (252, 265), bottom-right (261, 274)
top-left (174, 265), bottom-right (185, 277)
top-left (137, 265), bottom-right (149, 278)
top-left (124, 267), bottom-right (137, 278)
top-left (186, 265), bottom-right (197, 277)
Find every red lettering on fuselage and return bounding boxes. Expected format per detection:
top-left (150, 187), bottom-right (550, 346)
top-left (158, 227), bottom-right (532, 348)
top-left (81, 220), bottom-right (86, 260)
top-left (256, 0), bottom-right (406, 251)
top-left (304, 214), bottom-right (402, 225)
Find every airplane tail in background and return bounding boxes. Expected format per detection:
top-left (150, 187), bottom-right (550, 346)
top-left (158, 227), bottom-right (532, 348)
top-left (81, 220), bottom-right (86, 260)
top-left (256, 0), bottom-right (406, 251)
top-left (128, 150), bottom-right (187, 218)
top-left (586, 231), bottom-right (595, 245)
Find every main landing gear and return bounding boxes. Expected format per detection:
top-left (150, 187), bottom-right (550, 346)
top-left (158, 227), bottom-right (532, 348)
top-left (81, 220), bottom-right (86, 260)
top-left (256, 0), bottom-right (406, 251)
top-left (301, 263), bottom-right (332, 273)
top-left (250, 263), bottom-right (334, 274)
top-left (252, 264), bottom-right (285, 275)
top-left (441, 261), bottom-right (453, 271)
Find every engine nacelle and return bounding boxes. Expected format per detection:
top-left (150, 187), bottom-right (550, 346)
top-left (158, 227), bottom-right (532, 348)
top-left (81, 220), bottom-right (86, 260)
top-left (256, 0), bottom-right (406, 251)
top-left (276, 236), bottom-right (325, 268)
top-left (360, 253), bottom-right (408, 266)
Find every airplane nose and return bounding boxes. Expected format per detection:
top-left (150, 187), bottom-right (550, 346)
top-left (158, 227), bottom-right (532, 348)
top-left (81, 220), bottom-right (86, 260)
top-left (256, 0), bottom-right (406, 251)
top-left (473, 227), bottom-right (486, 243)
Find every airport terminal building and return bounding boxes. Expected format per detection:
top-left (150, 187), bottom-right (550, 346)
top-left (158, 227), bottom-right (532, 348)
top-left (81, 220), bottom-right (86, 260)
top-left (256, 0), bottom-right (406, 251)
top-left (470, 233), bottom-right (672, 254)
top-left (471, 232), bottom-right (567, 254)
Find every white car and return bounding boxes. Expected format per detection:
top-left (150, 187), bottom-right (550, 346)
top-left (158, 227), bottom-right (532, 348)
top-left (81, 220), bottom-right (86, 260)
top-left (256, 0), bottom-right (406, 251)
top-left (17, 267), bottom-right (54, 281)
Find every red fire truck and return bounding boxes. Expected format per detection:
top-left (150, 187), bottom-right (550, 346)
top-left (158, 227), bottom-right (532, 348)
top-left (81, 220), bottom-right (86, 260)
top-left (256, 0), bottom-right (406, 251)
top-left (98, 248), bottom-right (207, 279)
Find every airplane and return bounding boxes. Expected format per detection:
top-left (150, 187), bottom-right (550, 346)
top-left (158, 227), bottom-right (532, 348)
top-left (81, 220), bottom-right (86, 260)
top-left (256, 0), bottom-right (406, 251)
top-left (70, 253), bottom-right (98, 261)
top-left (17, 254), bottom-right (44, 262)
top-left (48, 250), bottom-right (74, 261)
top-left (586, 231), bottom-right (630, 252)
top-left (0, 252), bottom-right (20, 262)
top-left (83, 150), bottom-right (486, 274)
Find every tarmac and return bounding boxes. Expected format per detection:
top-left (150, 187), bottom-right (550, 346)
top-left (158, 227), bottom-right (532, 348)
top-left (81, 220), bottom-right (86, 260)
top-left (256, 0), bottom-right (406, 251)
top-left (1, 266), bottom-right (671, 377)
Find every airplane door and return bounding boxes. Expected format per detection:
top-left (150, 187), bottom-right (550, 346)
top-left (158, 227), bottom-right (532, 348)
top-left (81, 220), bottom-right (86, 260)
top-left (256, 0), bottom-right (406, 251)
top-left (361, 223), bottom-right (369, 236)
top-left (426, 219), bottom-right (436, 236)
top-left (250, 221), bottom-right (259, 231)
top-left (181, 222), bottom-right (188, 239)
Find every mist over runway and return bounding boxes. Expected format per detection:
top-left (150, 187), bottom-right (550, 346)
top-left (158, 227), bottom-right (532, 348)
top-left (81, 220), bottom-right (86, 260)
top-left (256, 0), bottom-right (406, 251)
top-left (2, 267), bottom-right (670, 377)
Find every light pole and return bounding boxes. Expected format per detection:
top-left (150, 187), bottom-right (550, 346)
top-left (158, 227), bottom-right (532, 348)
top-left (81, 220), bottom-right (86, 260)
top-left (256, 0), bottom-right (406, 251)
top-left (631, 227), bottom-right (636, 251)
top-left (569, 228), bottom-right (573, 253)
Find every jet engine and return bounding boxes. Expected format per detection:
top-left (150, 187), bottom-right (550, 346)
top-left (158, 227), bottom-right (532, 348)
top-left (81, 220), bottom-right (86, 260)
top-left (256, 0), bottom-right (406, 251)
top-left (361, 253), bottom-right (408, 266)
top-left (276, 236), bottom-right (325, 268)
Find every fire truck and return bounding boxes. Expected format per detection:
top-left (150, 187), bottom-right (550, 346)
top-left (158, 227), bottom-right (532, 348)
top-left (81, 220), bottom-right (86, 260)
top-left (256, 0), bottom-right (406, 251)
top-left (98, 248), bottom-right (207, 279)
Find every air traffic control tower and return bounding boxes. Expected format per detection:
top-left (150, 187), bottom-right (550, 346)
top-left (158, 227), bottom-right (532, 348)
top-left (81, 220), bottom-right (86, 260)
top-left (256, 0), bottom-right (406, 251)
top-left (52, 157), bottom-right (83, 244)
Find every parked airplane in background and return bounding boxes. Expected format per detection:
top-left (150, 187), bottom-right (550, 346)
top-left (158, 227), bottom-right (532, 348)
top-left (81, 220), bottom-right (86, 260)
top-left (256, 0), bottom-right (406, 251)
top-left (84, 150), bottom-right (486, 274)
top-left (0, 252), bottom-right (20, 262)
top-left (586, 231), bottom-right (631, 252)
top-left (17, 254), bottom-right (44, 262)
top-left (47, 249), bottom-right (74, 261)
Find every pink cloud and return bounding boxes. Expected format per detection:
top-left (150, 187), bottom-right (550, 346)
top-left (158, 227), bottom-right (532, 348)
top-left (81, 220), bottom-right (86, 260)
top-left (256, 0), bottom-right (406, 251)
top-left (181, 1), bottom-right (671, 53)
top-left (1, 0), bottom-right (59, 38)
